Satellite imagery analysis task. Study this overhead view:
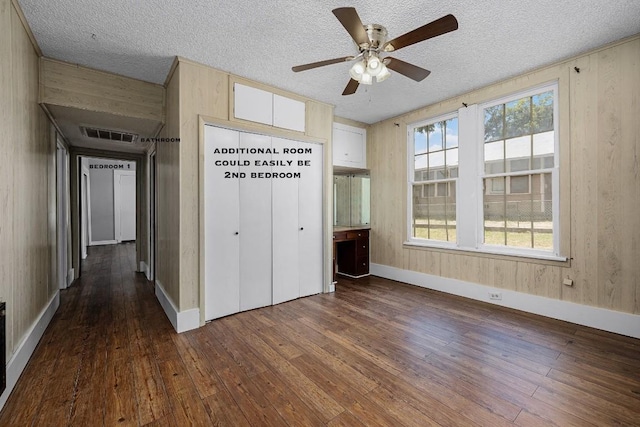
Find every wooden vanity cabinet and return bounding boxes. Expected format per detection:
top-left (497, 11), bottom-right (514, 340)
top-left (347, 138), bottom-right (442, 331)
top-left (333, 228), bottom-right (370, 281)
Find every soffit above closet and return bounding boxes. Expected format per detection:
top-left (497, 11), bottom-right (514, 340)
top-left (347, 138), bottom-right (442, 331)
top-left (18, 0), bottom-right (640, 124)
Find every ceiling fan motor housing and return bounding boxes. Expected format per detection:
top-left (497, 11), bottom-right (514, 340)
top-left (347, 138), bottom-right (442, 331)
top-left (362, 24), bottom-right (388, 50)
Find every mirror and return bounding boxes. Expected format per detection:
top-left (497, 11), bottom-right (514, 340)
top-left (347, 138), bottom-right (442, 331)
top-left (334, 172), bottom-right (370, 227)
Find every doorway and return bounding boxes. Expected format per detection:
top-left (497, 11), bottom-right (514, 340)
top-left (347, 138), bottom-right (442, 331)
top-left (114, 170), bottom-right (137, 242)
top-left (56, 142), bottom-right (70, 289)
top-left (149, 151), bottom-right (157, 281)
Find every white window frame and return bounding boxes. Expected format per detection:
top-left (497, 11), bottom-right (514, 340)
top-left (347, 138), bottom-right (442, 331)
top-left (407, 112), bottom-right (459, 249)
top-left (406, 82), bottom-right (565, 261)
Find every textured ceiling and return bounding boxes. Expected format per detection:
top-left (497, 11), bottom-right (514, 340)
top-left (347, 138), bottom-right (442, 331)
top-left (18, 0), bottom-right (640, 124)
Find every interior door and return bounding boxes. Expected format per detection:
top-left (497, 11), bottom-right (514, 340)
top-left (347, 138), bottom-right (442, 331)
top-left (298, 141), bottom-right (323, 297)
top-left (271, 137), bottom-right (299, 304)
top-left (114, 170), bottom-right (136, 242)
top-left (239, 132), bottom-right (272, 311)
top-left (204, 125), bottom-right (240, 320)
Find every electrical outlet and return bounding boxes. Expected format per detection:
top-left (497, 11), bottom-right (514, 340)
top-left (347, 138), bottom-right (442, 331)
top-left (489, 291), bottom-right (502, 301)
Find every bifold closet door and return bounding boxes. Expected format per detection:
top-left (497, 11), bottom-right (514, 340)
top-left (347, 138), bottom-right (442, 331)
top-left (204, 125), bottom-right (240, 320)
top-left (271, 137), bottom-right (299, 305)
top-left (298, 141), bottom-right (323, 297)
top-left (239, 132), bottom-right (272, 311)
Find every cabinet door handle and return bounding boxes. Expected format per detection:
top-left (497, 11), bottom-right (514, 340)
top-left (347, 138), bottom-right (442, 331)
top-left (300, 227), bottom-right (304, 230)
top-left (234, 231), bottom-right (239, 235)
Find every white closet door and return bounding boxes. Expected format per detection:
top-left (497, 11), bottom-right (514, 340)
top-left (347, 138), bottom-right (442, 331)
top-left (239, 132), bottom-right (273, 311)
top-left (204, 125), bottom-right (240, 320)
top-left (271, 137), bottom-right (299, 304)
top-left (298, 141), bottom-right (323, 297)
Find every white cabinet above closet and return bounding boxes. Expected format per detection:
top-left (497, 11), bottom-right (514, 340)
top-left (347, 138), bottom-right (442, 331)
top-left (332, 122), bottom-right (366, 169)
top-left (233, 83), bottom-right (306, 133)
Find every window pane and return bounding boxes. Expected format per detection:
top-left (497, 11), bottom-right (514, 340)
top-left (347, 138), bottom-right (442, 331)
top-left (429, 150), bottom-right (445, 170)
top-left (428, 122), bottom-right (444, 152)
top-left (485, 140), bottom-right (504, 174)
top-left (484, 105), bottom-right (503, 142)
top-left (414, 154), bottom-right (427, 180)
top-left (510, 175), bottom-right (529, 193)
top-left (437, 182), bottom-right (448, 196)
top-left (483, 173), bottom-right (553, 249)
top-left (505, 97), bottom-right (531, 138)
top-left (532, 131), bottom-right (554, 170)
top-left (506, 135), bottom-right (531, 161)
top-left (445, 118), bottom-right (459, 148)
top-left (532, 91), bottom-right (554, 134)
top-left (412, 182), bottom-right (456, 242)
top-left (414, 130), bottom-right (427, 155)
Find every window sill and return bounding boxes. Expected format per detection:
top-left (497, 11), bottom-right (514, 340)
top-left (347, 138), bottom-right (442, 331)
top-left (403, 240), bottom-right (570, 266)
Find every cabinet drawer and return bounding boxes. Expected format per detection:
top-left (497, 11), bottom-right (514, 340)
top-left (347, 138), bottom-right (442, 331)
top-left (333, 231), bottom-right (347, 241)
top-left (355, 239), bottom-right (369, 257)
top-left (355, 256), bottom-right (369, 275)
top-left (346, 230), bottom-right (369, 240)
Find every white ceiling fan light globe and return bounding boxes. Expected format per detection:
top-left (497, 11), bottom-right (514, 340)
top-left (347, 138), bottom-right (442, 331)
top-left (367, 55), bottom-right (382, 76)
top-left (360, 71), bottom-right (373, 85)
top-left (349, 60), bottom-right (366, 81)
top-left (376, 64), bottom-right (391, 82)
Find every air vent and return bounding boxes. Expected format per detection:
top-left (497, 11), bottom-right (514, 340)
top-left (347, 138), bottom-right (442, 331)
top-left (80, 126), bottom-right (138, 144)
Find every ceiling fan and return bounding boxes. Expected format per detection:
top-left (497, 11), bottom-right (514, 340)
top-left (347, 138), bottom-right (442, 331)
top-left (292, 7), bottom-right (458, 95)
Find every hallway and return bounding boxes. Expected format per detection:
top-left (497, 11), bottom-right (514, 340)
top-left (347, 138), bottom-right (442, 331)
top-left (0, 243), bottom-right (177, 425)
top-left (2, 244), bottom-right (640, 426)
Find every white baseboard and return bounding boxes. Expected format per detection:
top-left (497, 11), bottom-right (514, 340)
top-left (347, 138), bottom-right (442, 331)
top-left (371, 263), bottom-right (640, 340)
top-left (0, 291), bottom-right (60, 411)
top-left (89, 240), bottom-right (117, 246)
top-left (66, 268), bottom-right (74, 287)
top-left (155, 280), bottom-right (200, 333)
top-left (139, 261), bottom-right (149, 279)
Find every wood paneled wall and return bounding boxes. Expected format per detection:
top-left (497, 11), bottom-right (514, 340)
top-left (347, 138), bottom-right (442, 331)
top-left (39, 58), bottom-right (164, 122)
top-left (157, 64), bottom-right (181, 307)
top-left (368, 36), bottom-right (640, 315)
top-left (0, 0), bottom-right (56, 359)
top-left (157, 58), bottom-right (334, 320)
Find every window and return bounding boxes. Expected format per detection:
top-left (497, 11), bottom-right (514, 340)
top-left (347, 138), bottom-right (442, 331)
top-left (408, 83), bottom-right (562, 260)
top-left (410, 114), bottom-right (458, 243)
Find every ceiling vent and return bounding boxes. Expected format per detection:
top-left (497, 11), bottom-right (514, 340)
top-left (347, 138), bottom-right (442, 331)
top-left (80, 126), bottom-right (138, 143)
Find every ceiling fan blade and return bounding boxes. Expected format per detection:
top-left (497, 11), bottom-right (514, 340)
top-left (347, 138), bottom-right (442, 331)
top-left (385, 58), bottom-right (431, 81)
top-left (292, 56), bottom-right (353, 72)
top-left (332, 7), bottom-right (370, 47)
top-left (383, 14), bottom-right (458, 52)
top-left (342, 78), bottom-right (359, 95)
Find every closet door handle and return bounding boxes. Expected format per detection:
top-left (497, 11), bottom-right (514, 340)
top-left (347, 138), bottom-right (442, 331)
top-left (234, 231), bottom-right (239, 235)
top-left (300, 227), bottom-right (304, 230)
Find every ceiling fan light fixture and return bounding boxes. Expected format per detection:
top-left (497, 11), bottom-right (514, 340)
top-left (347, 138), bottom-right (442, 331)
top-left (360, 71), bottom-right (373, 85)
top-left (367, 54), bottom-right (382, 76)
top-left (349, 60), bottom-right (366, 80)
top-left (376, 64), bottom-right (391, 82)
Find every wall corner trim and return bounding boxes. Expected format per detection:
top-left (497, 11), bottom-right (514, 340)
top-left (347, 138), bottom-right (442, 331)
top-left (0, 291), bottom-right (60, 411)
top-left (155, 280), bottom-right (199, 333)
top-left (370, 263), bottom-right (640, 340)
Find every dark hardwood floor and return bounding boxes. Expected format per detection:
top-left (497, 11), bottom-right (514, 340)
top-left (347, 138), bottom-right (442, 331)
top-left (1, 243), bottom-right (639, 426)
